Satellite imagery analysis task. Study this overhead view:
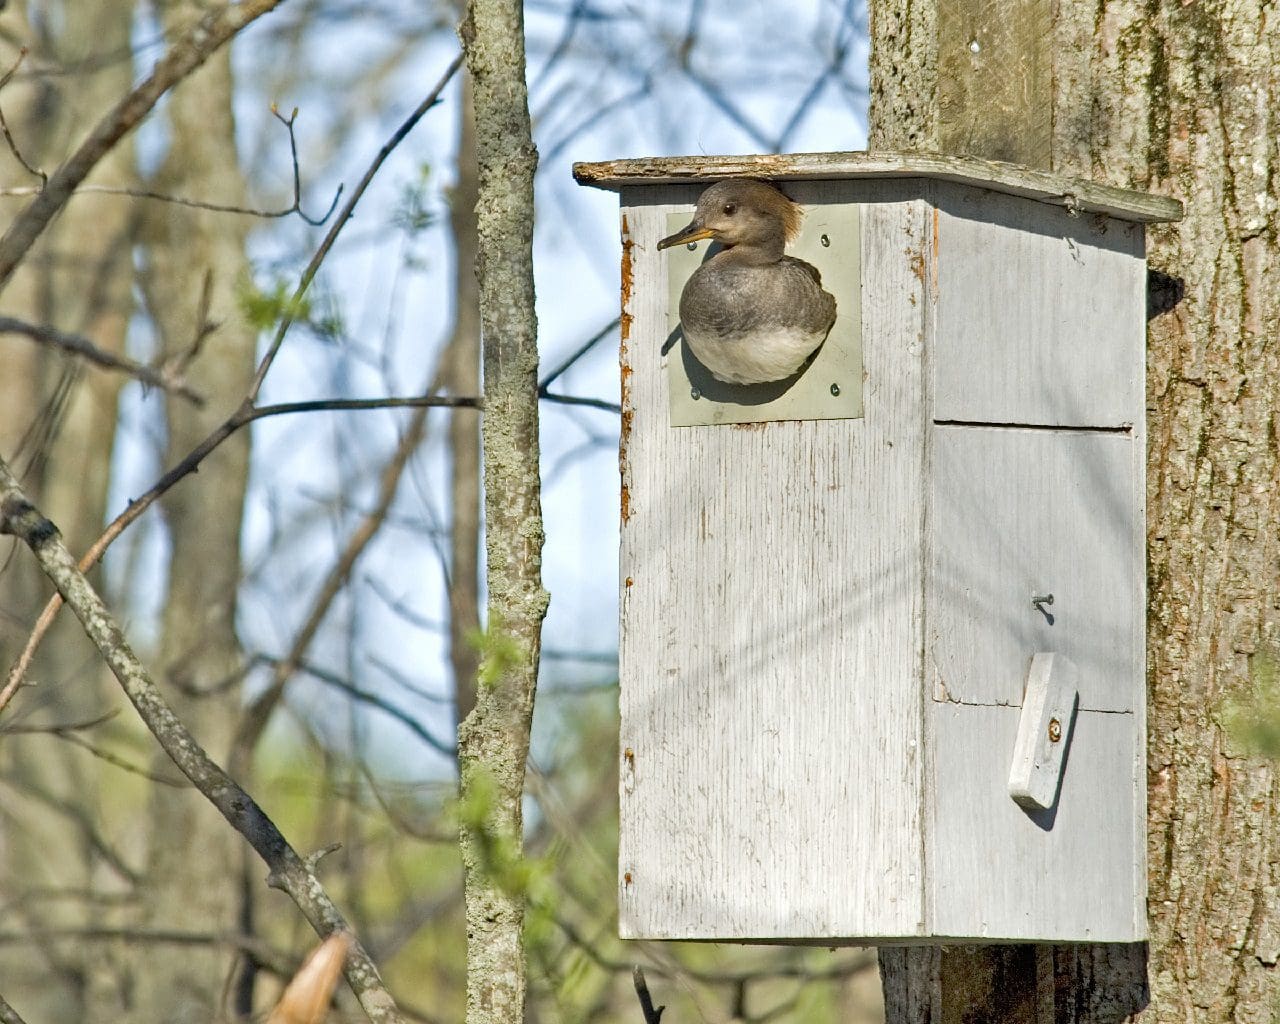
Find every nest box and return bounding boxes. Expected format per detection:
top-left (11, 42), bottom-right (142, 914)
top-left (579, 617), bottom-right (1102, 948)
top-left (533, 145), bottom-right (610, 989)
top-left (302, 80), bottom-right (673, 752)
top-left (573, 152), bottom-right (1182, 944)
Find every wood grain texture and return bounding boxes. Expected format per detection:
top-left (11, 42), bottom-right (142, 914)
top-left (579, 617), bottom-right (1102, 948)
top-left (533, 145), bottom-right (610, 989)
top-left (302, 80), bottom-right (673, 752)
top-left (614, 177), bottom-right (1148, 945)
top-left (927, 703), bottom-right (1145, 942)
top-left (928, 426), bottom-right (1143, 713)
top-left (930, 182), bottom-right (1147, 428)
top-left (938, 0), bottom-right (1054, 166)
top-left (574, 151), bottom-right (1183, 223)
top-left (618, 181), bottom-right (930, 941)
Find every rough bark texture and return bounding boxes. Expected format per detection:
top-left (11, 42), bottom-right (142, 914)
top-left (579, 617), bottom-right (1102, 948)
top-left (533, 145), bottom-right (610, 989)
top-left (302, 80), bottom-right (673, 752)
top-left (457, 0), bottom-right (549, 1022)
top-left (129, 27), bottom-right (257, 1022)
top-left (872, 0), bottom-right (1280, 1021)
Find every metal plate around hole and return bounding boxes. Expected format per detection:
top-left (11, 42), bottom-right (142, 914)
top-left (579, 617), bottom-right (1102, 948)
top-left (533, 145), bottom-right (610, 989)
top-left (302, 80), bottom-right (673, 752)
top-left (664, 203), bottom-right (863, 427)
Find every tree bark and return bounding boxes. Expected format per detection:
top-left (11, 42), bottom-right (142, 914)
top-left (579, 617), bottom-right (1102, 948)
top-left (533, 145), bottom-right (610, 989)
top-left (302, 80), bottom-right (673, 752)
top-left (457, 0), bottom-right (549, 1022)
top-left (871, 0), bottom-right (1280, 1021)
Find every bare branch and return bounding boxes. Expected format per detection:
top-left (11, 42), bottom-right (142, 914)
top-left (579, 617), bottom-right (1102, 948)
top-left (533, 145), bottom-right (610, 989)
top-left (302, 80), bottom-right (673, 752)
top-left (0, 458), bottom-right (406, 1024)
top-left (0, 0), bottom-right (291, 294)
top-left (0, 316), bottom-right (203, 403)
top-left (0, 54), bottom-right (466, 719)
top-left (632, 966), bottom-right (665, 1024)
top-left (538, 317), bottom-right (619, 390)
top-left (0, 992), bottom-right (30, 1024)
top-left (0, 105), bottom-right (343, 225)
top-left (539, 391), bottom-right (621, 413)
top-left (0, 47), bottom-right (45, 187)
top-left (248, 395), bottom-right (481, 421)
top-left (249, 50), bottom-right (465, 400)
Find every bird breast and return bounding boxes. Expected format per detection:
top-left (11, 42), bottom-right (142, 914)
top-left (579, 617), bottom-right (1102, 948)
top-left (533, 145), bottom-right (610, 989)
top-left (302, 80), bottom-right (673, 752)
top-left (678, 256), bottom-right (837, 385)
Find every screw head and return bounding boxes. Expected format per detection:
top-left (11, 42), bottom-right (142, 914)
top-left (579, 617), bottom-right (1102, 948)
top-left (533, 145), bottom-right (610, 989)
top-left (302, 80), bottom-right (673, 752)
top-left (830, 383), bottom-right (841, 397)
top-left (690, 387), bottom-right (701, 400)
top-left (820, 234), bottom-right (831, 247)
top-left (1048, 718), bottom-right (1062, 743)
top-left (686, 241), bottom-right (698, 251)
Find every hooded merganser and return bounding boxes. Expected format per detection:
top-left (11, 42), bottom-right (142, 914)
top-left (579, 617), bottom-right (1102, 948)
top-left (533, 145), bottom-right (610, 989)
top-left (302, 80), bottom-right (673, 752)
top-left (657, 179), bottom-right (837, 386)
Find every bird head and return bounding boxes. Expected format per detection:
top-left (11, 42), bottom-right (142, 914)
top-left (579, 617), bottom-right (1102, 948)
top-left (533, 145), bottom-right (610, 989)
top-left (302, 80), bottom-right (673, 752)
top-left (657, 179), bottom-right (802, 254)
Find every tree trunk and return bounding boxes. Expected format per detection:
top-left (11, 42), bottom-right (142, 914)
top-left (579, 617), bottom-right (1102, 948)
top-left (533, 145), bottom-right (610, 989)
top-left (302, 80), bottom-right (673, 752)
top-left (871, 0), bottom-right (1280, 1020)
top-left (129, 23), bottom-right (257, 1022)
top-left (445, 73), bottom-right (483, 726)
top-left (457, 0), bottom-right (549, 1022)
top-left (0, 2), bottom-right (136, 1018)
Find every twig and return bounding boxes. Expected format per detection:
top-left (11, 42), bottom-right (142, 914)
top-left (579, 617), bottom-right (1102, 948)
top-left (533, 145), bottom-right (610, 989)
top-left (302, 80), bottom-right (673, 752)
top-left (0, 106), bottom-right (343, 226)
top-left (0, 48), bottom-right (45, 187)
top-left (0, 388), bottom-right (476, 715)
top-left (538, 317), bottom-right (619, 390)
top-left (249, 51), bottom-right (465, 400)
top-left (229, 375), bottom-right (448, 774)
top-left (248, 395), bottom-right (480, 420)
top-left (633, 966), bottom-right (665, 1024)
top-left (539, 391), bottom-right (621, 413)
top-left (0, 0), bottom-right (291, 294)
top-left (0, 460), bottom-right (405, 1024)
top-left (285, 659), bottom-right (457, 757)
top-left (0, 53), bottom-right (466, 713)
top-left (0, 317), bottom-right (203, 403)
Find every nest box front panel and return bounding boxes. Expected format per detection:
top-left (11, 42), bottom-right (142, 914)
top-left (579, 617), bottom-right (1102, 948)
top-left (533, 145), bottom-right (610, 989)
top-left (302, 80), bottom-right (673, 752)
top-left (616, 183), bottom-right (933, 941)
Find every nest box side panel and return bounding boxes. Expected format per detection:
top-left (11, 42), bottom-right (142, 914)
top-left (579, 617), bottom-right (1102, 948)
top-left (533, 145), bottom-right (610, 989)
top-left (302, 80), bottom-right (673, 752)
top-left (928, 426), bottom-right (1143, 712)
top-left (929, 180), bottom-right (1146, 430)
top-left (927, 703), bottom-right (1146, 942)
top-left (617, 181), bottom-right (932, 941)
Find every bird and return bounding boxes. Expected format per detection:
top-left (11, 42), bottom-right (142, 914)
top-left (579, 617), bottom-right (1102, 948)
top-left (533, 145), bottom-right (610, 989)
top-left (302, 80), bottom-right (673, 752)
top-left (657, 179), bottom-right (836, 386)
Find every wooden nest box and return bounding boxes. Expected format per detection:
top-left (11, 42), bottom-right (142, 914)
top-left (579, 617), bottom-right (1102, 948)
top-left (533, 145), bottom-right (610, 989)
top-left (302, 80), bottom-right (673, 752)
top-left (573, 152), bottom-right (1182, 944)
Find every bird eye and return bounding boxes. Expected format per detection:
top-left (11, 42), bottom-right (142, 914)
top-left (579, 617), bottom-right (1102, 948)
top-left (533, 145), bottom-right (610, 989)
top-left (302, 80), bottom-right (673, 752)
top-left (723, 203), bottom-right (736, 215)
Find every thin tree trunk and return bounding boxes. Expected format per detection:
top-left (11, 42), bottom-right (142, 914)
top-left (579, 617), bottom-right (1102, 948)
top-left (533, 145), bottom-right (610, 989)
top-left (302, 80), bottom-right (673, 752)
top-left (871, 0), bottom-right (1280, 1020)
top-left (0, 2), bottom-right (137, 1017)
top-left (457, 1), bottom-right (549, 1022)
top-left (129, 24), bottom-right (257, 1022)
top-left (445, 74), bottom-right (483, 726)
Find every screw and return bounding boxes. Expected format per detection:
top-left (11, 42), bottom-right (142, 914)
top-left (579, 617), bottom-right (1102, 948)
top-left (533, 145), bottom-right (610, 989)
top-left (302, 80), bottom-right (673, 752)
top-left (1048, 718), bottom-right (1062, 743)
top-left (820, 234), bottom-right (831, 247)
top-left (830, 383), bottom-right (841, 397)
top-left (624, 748), bottom-right (634, 764)
top-left (625, 576), bottom-right (634, 588)
top-left (686, 241), bottom-right (698, 251)
top-left (1031, 593), bottom-right (1054, 608)
top-left (690, 387), bottom-right (701, 400)
top-left (624, 871), bottom-right (633, 886)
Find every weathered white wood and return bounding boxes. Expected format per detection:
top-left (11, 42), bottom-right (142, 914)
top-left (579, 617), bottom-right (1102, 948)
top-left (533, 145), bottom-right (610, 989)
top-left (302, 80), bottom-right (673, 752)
top-left (928, 426), bottom-right (1143, 713)
top-left (617, 181), bottom-right (930, 941)
top-left (574, 149), bottom-right (1183, 223)
top-left (928, 703), bottom-right (1145, 942)
top-left (1008, 653), bottom-right (1080, 810)
top-left (929, 181), bottom-right (1147, 428)
top-left (609, 170), bottom-right (1148, 945)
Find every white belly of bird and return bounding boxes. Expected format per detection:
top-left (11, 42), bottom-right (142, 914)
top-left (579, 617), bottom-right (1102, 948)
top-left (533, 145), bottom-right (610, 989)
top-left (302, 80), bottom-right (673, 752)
top-left (685, 324), bottom-right (827, 385)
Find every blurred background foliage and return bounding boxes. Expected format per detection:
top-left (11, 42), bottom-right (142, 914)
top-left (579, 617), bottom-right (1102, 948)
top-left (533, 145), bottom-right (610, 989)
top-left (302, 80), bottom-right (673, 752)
top-left (0, 0), bottom-right (878, 1020)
